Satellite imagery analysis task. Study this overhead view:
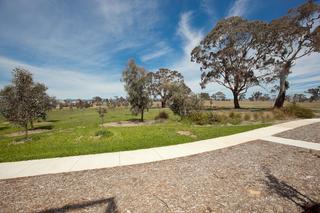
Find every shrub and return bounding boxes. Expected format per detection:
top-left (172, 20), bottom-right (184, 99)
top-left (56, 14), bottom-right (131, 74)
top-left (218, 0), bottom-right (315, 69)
top-left (95, 130), bottom-right (113, 137)
top-left (155, 111), bottom-right (169, 120)
top-left (272, 109), bottom-right (287, 120)
top-left (243, 113), bottom-right (251, 121)
top-left (229, 117), bottom-right (242, 125)
top-left (282, 104), bottom-right (314, 118)
top-left (229, 111), bottom-right (235, 118)
top-left (188, 111), bottom-right (208, 125)
top-left (253, 112), bottom-right (260, 120)
top-left (207, 113), bottom-right (224, 124)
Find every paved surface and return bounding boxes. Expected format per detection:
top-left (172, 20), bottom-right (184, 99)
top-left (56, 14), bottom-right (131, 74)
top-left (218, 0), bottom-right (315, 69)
top-left (275, 122), bottom-right (320, 143)
top-left (1, 118), bottom-right (319, 180)
top-left (1, 140), bottom-right (319, 212)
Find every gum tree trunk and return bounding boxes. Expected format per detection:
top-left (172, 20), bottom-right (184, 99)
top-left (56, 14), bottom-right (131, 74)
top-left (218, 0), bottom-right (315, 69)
top-left (161, 101), bottom-right (166, 108)
top-left (24, 123), bottom-right (28, 139)
top-left (141, 109), bottom-right (144, 122)
top-left (274, 62), bottom-right (291, 109)
top-left (233, 91), bottom-right (240, 109)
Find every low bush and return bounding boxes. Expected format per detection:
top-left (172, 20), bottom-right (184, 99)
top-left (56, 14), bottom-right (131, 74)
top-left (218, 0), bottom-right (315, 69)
top-left (229, 117), bottom-right (242, 125)
top-left (207, 113), bottom-right (224, 124)
top-left (282, 104), bottom-right (314, 118)
top-left (155, 111), bottom-right (169, 120)
top-left (253, 112), bottom-right (260, 120)
top-left (95, 129), bottom-right (113, 137)
top-left (188, 111), bottom-right (208, 125)
top-left (243, 113), bottom-right (251, 121)
top-left (188, 111), bottom-right (242, 125)
top-left (272, 109), bottom-right (287, 120)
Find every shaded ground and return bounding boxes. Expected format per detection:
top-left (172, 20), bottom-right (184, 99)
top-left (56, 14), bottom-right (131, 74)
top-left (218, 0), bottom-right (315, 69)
top-left (275, 122), bottom-right (320, 143)
top-left (4, 129), bottom-right (51, 137)
top-left (0, 140), bottom-right (319, 212)
top-left (102, 119), bottom-right (157, 127)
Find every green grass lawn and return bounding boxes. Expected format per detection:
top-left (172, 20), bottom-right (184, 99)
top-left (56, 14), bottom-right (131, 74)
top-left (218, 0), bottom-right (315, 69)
top-left (0, 108), bottom-right (269, 162)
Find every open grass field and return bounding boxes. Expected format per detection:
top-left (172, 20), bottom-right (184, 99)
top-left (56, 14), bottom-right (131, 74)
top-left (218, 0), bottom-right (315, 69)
top-left (0, 107), bottom-right (269, 162)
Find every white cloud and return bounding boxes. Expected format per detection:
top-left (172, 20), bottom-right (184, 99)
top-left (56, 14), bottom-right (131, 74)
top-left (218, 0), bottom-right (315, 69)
top-left (0, 0), bottom-right (161, 69)
top-left (171, 12), bottom-right (204, 86)
top-left (0, 56), bottom-right (124, 99)
top-left (227, 0), bottom-right (251, 17)
top-left (141, 46), bottom-right (172, 62)
top-left (201, 0), bottom-right (217, 19)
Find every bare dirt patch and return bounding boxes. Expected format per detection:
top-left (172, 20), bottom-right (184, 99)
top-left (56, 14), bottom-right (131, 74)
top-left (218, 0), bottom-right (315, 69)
top-left (1, 141), bottom-right (318, 212)
top-left (5, 129), bottom-right (51, 137)
top-left (103, 120), bottom-right (156, 127)
top-left (176, 130), bottom-right (197, 138)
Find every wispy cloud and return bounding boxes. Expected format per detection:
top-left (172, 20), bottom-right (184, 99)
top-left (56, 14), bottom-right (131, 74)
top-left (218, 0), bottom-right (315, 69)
top-left (170, 12), bottom-right (205, 92)
top-left (0, 0), bottom-right (162, 70)
top-left (227, 0), bottom-right (251, 17)
top-left (141, 47), bottom-right (172, 62)
top-left (0, 56), bottom-right (124, 99)
top-left (201, 0), bottom-right (217, 19)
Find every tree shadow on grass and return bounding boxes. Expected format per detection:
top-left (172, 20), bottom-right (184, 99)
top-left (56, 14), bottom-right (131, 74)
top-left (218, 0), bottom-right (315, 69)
top-left (47, 119), bottom-right (59, 123)
top-left (37, 197), bottom-right (118, 213)
top-left (0, 126), bottom-right (9, 131)
top-left (263, 168), bottom-right (319, 213)
top-left (32, 125), bottom-right (53, 130)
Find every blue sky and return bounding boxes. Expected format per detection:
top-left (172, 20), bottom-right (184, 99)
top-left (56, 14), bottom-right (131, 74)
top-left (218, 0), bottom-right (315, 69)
top-left (0, 0), bottom-right (319, 99)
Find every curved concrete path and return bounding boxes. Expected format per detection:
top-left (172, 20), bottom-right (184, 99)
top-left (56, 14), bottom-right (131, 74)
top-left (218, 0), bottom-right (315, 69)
top-left (1, 119), bottom-right (319, 180)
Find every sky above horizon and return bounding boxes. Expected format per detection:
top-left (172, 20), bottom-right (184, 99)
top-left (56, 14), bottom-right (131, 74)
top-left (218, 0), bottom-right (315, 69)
top-left (0, 0), bottom-right (319, 99)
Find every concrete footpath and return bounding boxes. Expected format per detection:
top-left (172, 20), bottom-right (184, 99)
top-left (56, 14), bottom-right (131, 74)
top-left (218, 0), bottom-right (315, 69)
top-left (1, 119), bottom-right (319, 180)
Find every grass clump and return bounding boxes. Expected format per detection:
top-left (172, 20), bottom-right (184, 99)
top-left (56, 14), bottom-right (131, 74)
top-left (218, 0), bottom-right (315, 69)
top-left (95, 129), bottom-right (113, 137)
top-left (282, 104), bottom-right (314, 118)
top-left (243, 113), bottom-right (251, 121)
top-left (188, 111), bottom-right (208, 125)
top-left (155, 111), bottom-right (169, 120)
top-left (207, 113), bottom-right (225, 124)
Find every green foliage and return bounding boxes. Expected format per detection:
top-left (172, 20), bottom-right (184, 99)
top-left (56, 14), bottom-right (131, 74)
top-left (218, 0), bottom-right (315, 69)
top-left (97, 107), bottom-right (107, 125)
top-left (207, 113), bottom-right (225, 124)
top-left (95, 130), bottom-right (113, 137)
top-left (122, 59), bottom-right (152, 121)
top-left (168, 83), bottom-right (202, 117)
top-left (188, 111), bottom-right (209, 125)
top-left (0, 68), bottom-right (53, 138)
top-left (188, 111), bottom-right (242, 125)
top-left (150, 68), bottom-right (184, 108)
top-left (155, 111), bottom-right (169, 120)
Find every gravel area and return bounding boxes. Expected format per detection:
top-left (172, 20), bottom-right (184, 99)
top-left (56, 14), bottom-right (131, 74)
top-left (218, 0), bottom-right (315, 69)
top-left (0, 140), bottom-right (319, 213)
top-left (275, 122), bottom-right (320, 143)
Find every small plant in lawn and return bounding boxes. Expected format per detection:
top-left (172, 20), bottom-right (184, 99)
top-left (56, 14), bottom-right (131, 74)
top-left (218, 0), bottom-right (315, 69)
top-left (97, 107), bottom-right (107, 125)
top-left (155, 111), bottom-right (169, 120)
top-left (95, 129), bottom-right (113, 138)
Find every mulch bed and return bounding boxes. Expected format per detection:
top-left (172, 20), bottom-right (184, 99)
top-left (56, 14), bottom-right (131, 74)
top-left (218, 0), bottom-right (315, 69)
top-left (0, 140), bottom-right (319, 212)
top-left (275, 122), bottom-right (320, 143)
